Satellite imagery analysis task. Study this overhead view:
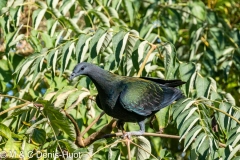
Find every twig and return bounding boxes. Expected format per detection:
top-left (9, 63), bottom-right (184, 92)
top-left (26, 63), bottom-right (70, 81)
top-left (64, 110), bottom-right (84, 147)
top-left (137, 44), bottom-right (157, 77)
top-left (81, 112), bottom-right (105, 136)
top-left (0, 102), bottom-right (31, 116)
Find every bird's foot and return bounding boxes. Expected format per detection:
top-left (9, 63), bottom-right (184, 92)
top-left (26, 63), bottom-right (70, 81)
top-left (116, 120), bottom-right (125, 131)
top-left (122, 130), bottom-right (145, 139)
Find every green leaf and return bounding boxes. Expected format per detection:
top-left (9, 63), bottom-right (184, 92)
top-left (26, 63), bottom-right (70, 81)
top-left (32, 128), bottom-right (46, 145)
top-left (163, 44), bottom-right (176, 79)
top-left (189, 1), bottom-right (206, 21)
top-left (231, 111), bottom-right (240, 128)
top-left (135, 136), bottom-right (151, 160)
top-left (172, 98), bottom-right (195, 120)
top-left (106, 7), bottom-right (119, 18)
top-left (197, 136), bottom-right (209, 157)
top-left (60, 0), bottom-right (75, 16)
top-left (4, 138), bottom-right (21, 154)
top-left (65, 90), bottom-right (90, 109)
top-left (25, 118), bottom-right (48, 134)
top-left (43, 106), bottom-right (76, 140)
top-left (53, 87), bottom-right (77, 108)
top-left (123, 0), bottom-right (134, 26)
top-left (89, 28), bottom-right (107, 59)
top-left (96, 29), bottom-right (113, 54)
top-left (225, 93), bottom-right (235, 106)
top-left (0, 123), bottom-right (12, 139)
top-left (183, 125), bottom-right (202, 151)
top-left (112, 30), bottom-right (126, 66)
top-left (16, 58), bottom-right (35, 83)
top-left (195, 75), bottom-right (211, 98)
top-left (108, 147), bottom-right (120, 160)
top-left (155, 107), bottom-right (169, 129)
top-left (125, 30), bottom-right (139, 57)
top-left (52, 49), bottom-right (59, 75)
top-left (41, 32), bottom-right (54, 48)
top-left (227, 145), bottom-right (240, 160)
top-left (178, 63), bottom-right (197, 96)
top-left (59, 139), bottom-right (78, 152)
top-left (33, 9), bottom-right (47, 30)
top-left (179, 116), bottom-right (199, 142)
top-left (227, 133), bottom-right (240, 147)
top-left (0, 0), bottom-right (7, 13)
top-left (88, 10), bottom-right (110, 27)
top-left (61, 42), bottom-right (75, 73)
top-left (218, 102), bottom-right (232, 132)
top-left (5, 23), bottom-right (23, 52)
top-left (8, 34), bottom-right (25, 47)
top-left (77, 0), bottom-right (92, 10)
top-left (179, 114), bottom-right (198, 136)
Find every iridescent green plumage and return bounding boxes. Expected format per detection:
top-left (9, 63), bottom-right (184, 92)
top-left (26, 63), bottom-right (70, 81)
top-left (70, 62), bottom-right (185, 138)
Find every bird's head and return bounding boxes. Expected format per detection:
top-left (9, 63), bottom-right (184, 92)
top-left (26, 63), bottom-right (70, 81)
top-left (69, 62), bottom-right (92, 81)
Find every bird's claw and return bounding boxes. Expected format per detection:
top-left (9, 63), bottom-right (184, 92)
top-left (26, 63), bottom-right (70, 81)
top-left (122, 132), bottom-right (132, 139)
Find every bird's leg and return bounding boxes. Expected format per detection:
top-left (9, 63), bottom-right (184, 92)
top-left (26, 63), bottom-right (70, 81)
top-left (123, 120), bottom-right (145, 139)
top-left (116, 120), bottom-right (126, 134)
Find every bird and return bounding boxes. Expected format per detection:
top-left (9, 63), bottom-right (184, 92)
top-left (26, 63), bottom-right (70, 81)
top-left (69, 62), bottom-right (185, 138)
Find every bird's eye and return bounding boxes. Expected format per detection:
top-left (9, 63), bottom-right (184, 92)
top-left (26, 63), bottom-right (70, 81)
top-left (81, 67), bottom-right (84, 70)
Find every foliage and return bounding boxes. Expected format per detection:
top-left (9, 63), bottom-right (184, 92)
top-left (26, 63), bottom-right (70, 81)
top-left (0, 0), bottom-right (240, 159)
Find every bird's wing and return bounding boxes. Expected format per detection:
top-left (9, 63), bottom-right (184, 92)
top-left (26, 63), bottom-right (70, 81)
top-left (119, 81), bottom-right (164, 116)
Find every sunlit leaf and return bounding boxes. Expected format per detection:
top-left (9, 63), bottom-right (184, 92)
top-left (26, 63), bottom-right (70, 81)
top-left (0, 123), bottom-right (12, 139)
top-left (135, 136), bottom-right (151, 160)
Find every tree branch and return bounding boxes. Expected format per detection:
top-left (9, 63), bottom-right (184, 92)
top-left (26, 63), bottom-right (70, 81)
top-left (81, 119), bottom-right (117, 147)
top-left (64, 110), bottom-right (85, 147)
top-left (102, 132), bottom-right (226, 148)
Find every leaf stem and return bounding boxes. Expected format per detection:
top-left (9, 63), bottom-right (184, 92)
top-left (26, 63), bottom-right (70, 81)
top-left (205, 104), bottom-right (240, 125)
top-left (130, 140), bottom-right (158, 159)
top-left (137, 44), bottom-right (157, 77)
top-left (0, 94), bottom-right (29, 102)
top-left (126, 139), bottom-right (131, 160)
top-left (0, 102), bottom-right (31, 116)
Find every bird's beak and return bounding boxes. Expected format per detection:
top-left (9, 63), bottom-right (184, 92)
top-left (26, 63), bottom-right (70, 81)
top-left (69, 73), bottom-right (76, 81)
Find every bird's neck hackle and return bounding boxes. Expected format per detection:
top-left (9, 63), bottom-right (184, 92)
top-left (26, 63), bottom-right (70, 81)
top-left (87, 66), bottom-right (119, 93)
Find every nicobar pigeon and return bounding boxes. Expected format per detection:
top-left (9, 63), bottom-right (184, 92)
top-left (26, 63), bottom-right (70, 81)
top-left (70, 62), bottom-right (185, 138)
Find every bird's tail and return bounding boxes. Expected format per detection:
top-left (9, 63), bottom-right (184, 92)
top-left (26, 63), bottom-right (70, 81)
top-left (140, 77), bottom-right (186, 87)
top-left (160, 87), bottom-right (185, 108)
